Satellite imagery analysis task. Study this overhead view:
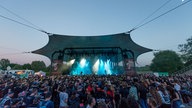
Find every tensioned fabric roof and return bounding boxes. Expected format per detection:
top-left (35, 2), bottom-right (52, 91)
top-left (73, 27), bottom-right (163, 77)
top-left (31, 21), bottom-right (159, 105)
top-left (32, 33), bottom-right (152, 60)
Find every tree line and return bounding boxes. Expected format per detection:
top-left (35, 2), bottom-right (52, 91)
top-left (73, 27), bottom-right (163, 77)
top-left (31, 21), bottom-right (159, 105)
top-left (136, 36), bottom-right (192, 74)
top-left (140, 36), bottom-right (192, 74)
top-left (0, 59), bottom-right (51, 72)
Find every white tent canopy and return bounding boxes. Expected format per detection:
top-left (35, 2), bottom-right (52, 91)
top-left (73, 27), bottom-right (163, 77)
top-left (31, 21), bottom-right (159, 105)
top-left (35, 70), bottom-right (46, 76)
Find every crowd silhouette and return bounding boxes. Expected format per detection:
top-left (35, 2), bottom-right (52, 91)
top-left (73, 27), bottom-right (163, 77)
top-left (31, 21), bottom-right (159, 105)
top-left (0, 74), bottom-right (191, 108)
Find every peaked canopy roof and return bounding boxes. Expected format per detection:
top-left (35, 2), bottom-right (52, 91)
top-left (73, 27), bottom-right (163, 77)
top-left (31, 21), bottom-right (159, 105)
top-left (32, 33), bottom-right (152, 60)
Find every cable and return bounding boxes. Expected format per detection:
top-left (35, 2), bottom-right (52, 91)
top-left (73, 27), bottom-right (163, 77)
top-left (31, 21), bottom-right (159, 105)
top-left (0, 14), bottom-right (48, 34)
top-left (133, 0), bottom-right (172, 31)
top-left (0, 4), bottom-right (44, 31)
top-left (126, 0), bottom-right (192, 33)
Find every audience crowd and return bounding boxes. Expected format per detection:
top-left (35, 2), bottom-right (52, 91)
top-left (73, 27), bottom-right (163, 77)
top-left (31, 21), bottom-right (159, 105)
top-left (0, 74), bottom-right (192, 108)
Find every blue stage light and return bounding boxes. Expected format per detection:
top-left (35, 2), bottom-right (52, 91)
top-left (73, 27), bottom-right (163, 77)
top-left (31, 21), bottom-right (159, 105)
top-left (80, 58), bottom-right (86, 68)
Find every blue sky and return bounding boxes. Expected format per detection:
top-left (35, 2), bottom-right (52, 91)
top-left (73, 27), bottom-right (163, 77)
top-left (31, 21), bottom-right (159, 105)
top-left (0, 0), bottom-right (191, 66)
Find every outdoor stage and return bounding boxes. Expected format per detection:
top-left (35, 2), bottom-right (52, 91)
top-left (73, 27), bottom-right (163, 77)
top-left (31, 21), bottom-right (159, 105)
top-left (32, 33), bottom-right (152, 75)
top-left (52, 47), bottom-right (125, 75)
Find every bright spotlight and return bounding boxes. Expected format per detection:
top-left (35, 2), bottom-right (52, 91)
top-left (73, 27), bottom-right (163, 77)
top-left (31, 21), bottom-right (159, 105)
top-left (105, 59), bottom-right (112, 75)
top-left (80, 58), bottom-right (86, 67)
top-left (66, 59), bottom-right (75, 66)
top-left (93, 59), bottom-right (99, 74)
top-left (69, 59), bottom-right (75, 65)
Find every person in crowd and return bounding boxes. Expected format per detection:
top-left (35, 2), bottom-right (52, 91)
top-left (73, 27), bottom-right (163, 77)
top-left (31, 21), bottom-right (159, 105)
top-left (174, 80), bottom-right (181, 92)
top-left (106, 84), bottom-right (115, 108)
top-left (149, 85), bottom-right (162, 107)
top-left (0, 91), bottom-right (14, 107)
top-left (38, 91), bottom-right (54, 108)
top-left (26, 88), bottom-right (38, 107)
top-left (52, 80), bottom-right (60, 108)
top-left (147, 97), bottom-right (158, 108)
top-left (157, 85), bottom-right (171, 108)
top-left (57, 86), bottom-right (69, 108)
top-left (114, 90), bottom-right (121, 108)
top-left (0, 73), bottom-right (191, 108)
top-left (118, 97), bottom-right (129, 108)
top-left (97, 101), bottom-right (108, 108)
top-left (68, 91), bottom-right (80, 108)
top-left (119, 81), bottom-right (129, 98)
top-left (86, 83), bottom-right (94, 96)
top-left (166, 85), bottom-right (182, 108)
top-left (128, 81), bottom-right (139, 101)
top-left (138, 80), bottom-right (149, 108)
top-left (86, 96), bottom-right (96, 108)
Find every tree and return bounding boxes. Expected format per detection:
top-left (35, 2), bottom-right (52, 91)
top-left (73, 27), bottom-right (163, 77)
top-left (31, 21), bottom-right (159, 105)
top-left (150, 50), bottom-right (183, 73)
top-left (0, 59), bottom-right (10, 70)
top-left (136, 65), bottom-right (151, 71)
top-left (31, 61), bottom-right (46, 72)
top-left (9, 63), bottom-right (17, 69)
top-left (13, 64), bottom-right (23, 70)
top-left (44, 65), bottom-right (51, 75)
top-left (23, 63), bottom-right (32, 70)
top-left (178, 36), bottom-right (192, 66)
top-left (45, 65), bottom-right (51, 72)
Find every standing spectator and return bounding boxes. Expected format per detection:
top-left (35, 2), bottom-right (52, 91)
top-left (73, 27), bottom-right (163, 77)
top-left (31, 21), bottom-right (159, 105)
top-left (52, 80), bottom-right (59, 108)
top-left (38, 92), bottom-right (54, 108)
top-left (174, 80), bottom-right (181, 92)
top-left (128, 82), bottom-right (138, 101)
top-left (86, 96), bottom-right (96, 108)
top-left (58, 86), bottom-right (68, 108)
top-left (119, 82), bottom-right (129, 98)
top-left (68, 91), bottom-right (80, 108)
top-left (26, 88), bottom-right (38, 107)
top-left (157, 85), bottom-right (171, 108)
top-left (166, 86), bottom-right (181, 108)
top-left (118, 98), bottom-right (129, 108)
top-left (138, 81), bottom-right (149, 108)
top-left (97, 101), bottom-right (108, 108)
top-left (127, 96), bottom-right (140, 108)
top-left (106, 85), bottom-right (115, 108)
top-left (147, 97), bottom-right (158, 108)
top-left (0, 91), bottom-right (14, 107)
top-left (149, 85), bottom-right (162, 107)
